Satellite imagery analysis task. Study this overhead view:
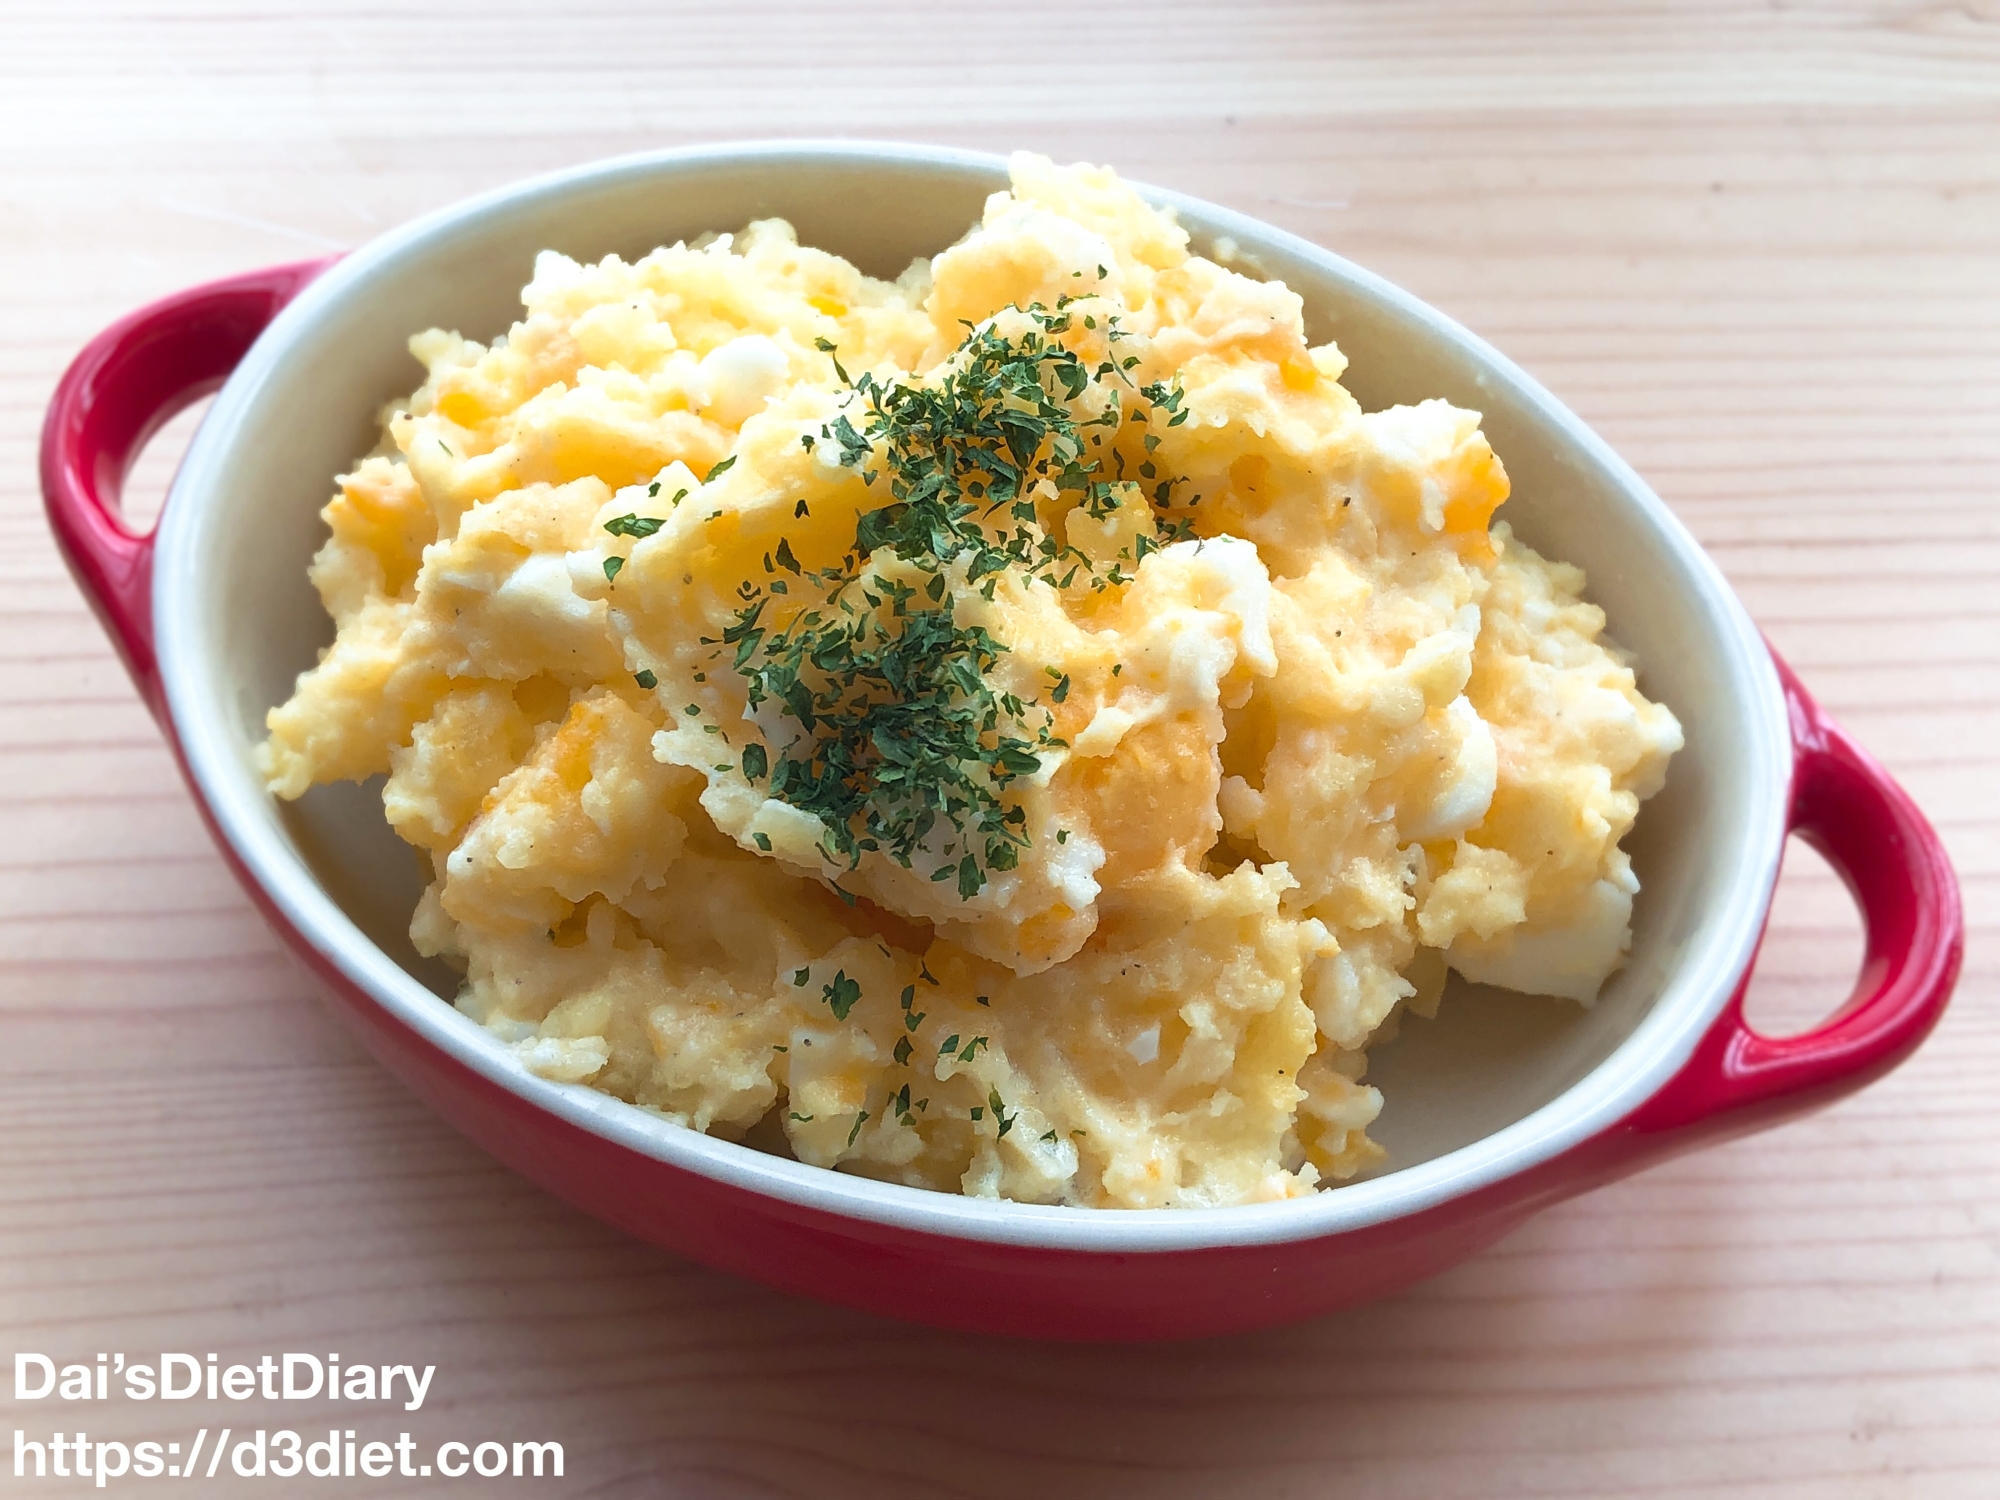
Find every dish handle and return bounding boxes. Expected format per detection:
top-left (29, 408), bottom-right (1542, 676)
top-left (1624, 651), bottom-right (1961, 1146)
top-left (40, 258), bottom-right (337, 717)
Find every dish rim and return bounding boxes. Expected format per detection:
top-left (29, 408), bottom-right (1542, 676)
top-left (153, 139), bottom-right (1792, 1252)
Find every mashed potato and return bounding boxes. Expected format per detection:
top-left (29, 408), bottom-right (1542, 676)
top-left (262, 155), bottom-right (1682, 1208)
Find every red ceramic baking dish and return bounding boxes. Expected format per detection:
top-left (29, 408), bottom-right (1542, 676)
top-left (41, 143), bottom-right (1962, 1341)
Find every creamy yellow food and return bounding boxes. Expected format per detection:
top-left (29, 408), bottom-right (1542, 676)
top-left (262, 155), bottom-right (1681, 1208)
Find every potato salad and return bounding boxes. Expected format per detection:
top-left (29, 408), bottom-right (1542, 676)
top-left (261, 155), bottom-right (1681, 1207)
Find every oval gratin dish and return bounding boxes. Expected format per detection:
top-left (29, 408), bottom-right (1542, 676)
top-left (42, 143), bottom-right (1961, 1340)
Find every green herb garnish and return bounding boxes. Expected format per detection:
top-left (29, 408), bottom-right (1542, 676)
top-left (821, 970), bottom-right (861, 1021)
top-left (604, 513), bottom-right (665, 539)
top-left (710, 308), bottom-right (1190, 900)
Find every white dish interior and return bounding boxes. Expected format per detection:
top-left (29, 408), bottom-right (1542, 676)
top-left (156, 143), bottom-right (1790, 1250)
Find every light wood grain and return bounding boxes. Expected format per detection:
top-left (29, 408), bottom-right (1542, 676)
top-left (2, 3), bottom-right (1995, 1495)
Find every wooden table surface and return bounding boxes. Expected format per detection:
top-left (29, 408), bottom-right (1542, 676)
top-left (3, 3), bottom-right (1995, 1495)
